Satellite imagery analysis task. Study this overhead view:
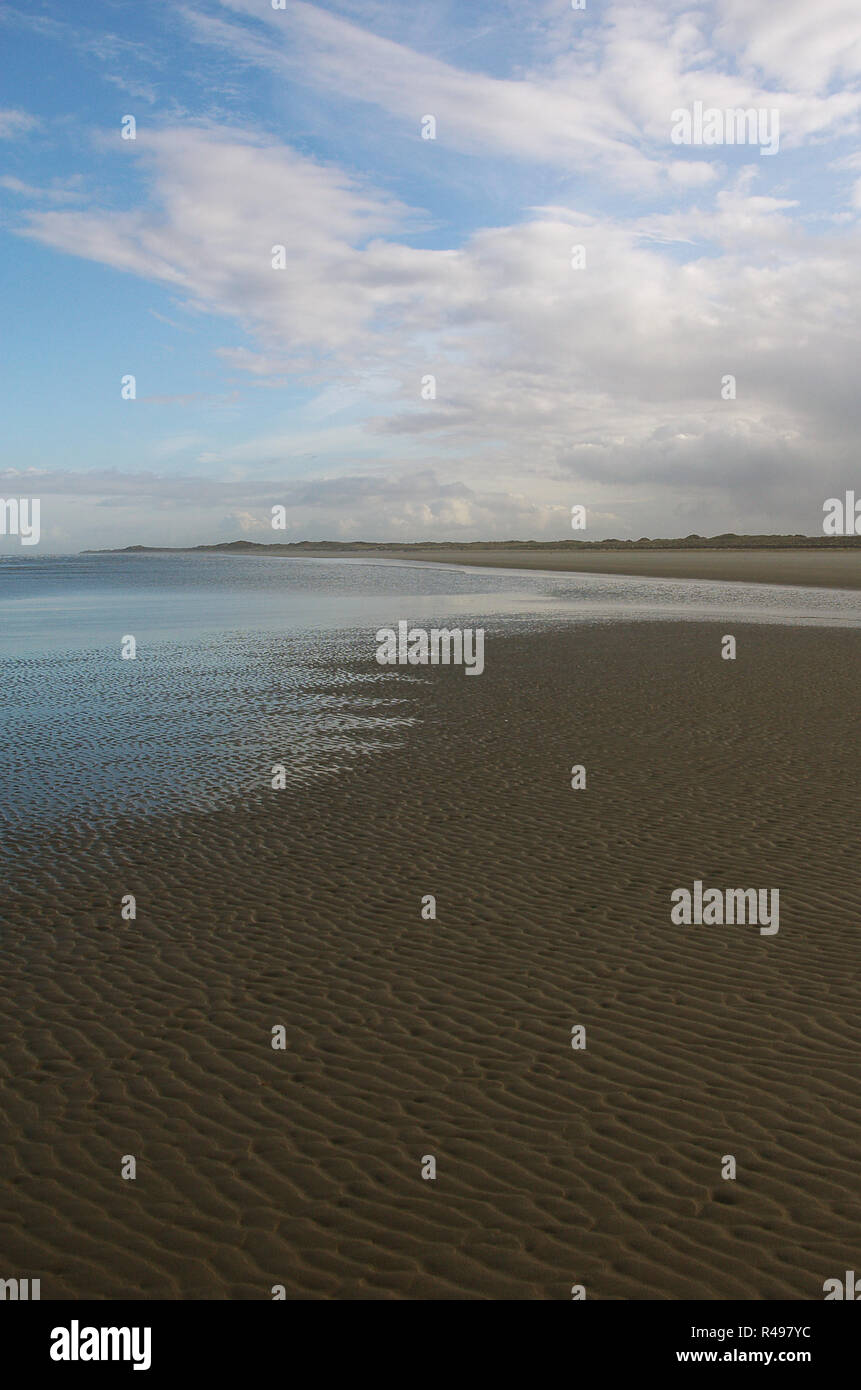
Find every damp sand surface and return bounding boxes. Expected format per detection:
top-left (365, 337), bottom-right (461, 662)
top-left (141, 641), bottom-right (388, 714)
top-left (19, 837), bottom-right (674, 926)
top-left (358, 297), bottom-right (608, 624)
top-left (2, 622), bottom-right (859, 1299)
top-left (311, 547), bottom-right (861, 591)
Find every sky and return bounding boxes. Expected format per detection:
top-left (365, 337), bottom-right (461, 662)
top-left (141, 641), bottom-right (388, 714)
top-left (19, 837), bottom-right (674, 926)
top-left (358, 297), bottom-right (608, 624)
top-left (2, 0), bottom-right (861, 551)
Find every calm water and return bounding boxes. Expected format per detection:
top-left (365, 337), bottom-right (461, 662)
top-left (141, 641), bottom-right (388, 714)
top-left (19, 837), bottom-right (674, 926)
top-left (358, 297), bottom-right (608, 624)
top-left (3, 552), bottom-right (861, 829)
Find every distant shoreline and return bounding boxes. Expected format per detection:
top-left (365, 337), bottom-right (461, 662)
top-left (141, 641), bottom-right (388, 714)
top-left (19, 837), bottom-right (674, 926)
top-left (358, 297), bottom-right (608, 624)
top-left (81, 536), bottom-right (861, 590)
top-left (85, 534), bottom-right (861, 555)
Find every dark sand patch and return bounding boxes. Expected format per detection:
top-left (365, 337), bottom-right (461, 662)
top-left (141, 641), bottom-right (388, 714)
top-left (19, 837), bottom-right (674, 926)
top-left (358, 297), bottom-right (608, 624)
top-left (2, 622), bottom-right (859, 1298)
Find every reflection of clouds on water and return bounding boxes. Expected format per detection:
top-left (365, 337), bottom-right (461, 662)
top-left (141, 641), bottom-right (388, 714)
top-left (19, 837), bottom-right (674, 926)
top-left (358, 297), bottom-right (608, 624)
top-left (1, 628), bottom-right (416, 831)
top-left (3, 553), bottom-right (861, 829)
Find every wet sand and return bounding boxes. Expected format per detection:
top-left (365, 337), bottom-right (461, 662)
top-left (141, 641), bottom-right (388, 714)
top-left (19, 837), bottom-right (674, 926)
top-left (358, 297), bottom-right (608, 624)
top-left (2, 621), bottom-right (859, 1299)
top-left (318, 547), bottom-right (861, 590)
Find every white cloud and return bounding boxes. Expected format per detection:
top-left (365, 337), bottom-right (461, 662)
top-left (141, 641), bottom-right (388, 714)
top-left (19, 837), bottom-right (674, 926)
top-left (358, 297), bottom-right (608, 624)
top-left (0, 175), bottom-right (83, 202)
top-left (9, 2), bottom-right (861, 541)
top-left (667, 161), bottom-right (720, 187)
top-left (0, 107), bottom-right (38, 138)
top-left (184, 0), bottom-right (861, 171)
top-left (714, 0), bottom-right (861, 92)
top-left (17, 118), bottom-right (861, 538)
top-left (22, 126), bottom-right (420, 356)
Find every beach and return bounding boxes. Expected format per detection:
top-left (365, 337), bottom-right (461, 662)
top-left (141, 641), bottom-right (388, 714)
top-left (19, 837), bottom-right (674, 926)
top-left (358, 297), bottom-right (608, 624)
top-left (3, 617), bottom-right (859, 1299)
top-left (302, 547), bottom-right (861, 591)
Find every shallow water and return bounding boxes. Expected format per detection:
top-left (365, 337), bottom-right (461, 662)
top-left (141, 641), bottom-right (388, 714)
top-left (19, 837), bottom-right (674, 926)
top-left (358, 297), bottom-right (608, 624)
top-left (4, 551), bottom-right (861, 651)
top-left (3, 552), bottom-right (860, 828)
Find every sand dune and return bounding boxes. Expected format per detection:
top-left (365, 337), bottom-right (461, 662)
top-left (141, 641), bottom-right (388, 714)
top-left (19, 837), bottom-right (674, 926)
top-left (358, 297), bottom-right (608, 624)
top-left (2, 622), bottom-right (859, 1298)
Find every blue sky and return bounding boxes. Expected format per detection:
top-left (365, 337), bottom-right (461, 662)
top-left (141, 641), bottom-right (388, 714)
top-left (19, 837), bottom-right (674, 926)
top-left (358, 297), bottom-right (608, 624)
top-left (2, 0), bottom-right (861, 550)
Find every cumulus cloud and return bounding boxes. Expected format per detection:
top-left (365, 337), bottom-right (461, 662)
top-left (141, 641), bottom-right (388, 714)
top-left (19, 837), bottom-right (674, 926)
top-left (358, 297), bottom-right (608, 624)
top-left (16, 117), bottom-right (861, 538)
top-left (7, 0), bottom-right (861, 542)
top-left (0, 465), bottom-right (571, 544)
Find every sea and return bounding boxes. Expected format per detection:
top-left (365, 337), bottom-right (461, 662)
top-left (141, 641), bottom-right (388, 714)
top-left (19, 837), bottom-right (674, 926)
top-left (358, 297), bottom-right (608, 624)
top-left (3, 551), bottom-right (860, 830)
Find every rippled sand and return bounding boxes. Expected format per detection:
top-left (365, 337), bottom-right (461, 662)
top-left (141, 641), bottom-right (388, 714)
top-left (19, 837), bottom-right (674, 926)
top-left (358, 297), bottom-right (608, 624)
top-left (2, 622), bottom-right (859, 1298)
